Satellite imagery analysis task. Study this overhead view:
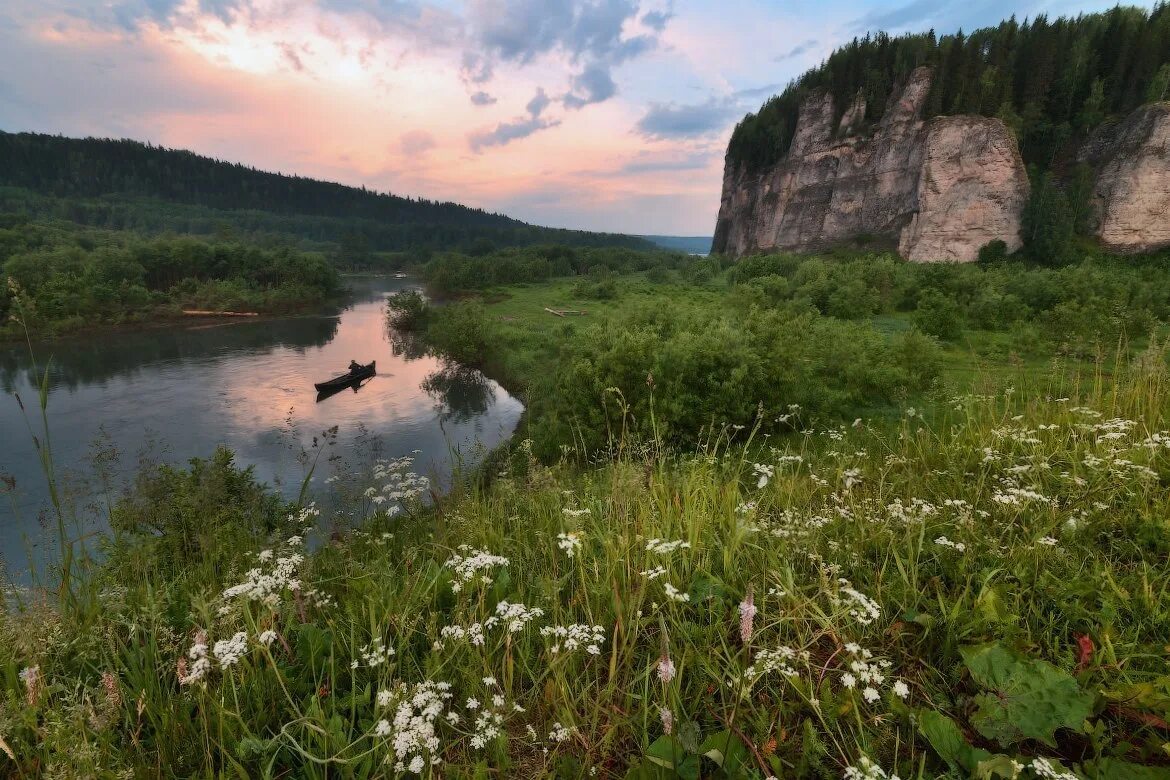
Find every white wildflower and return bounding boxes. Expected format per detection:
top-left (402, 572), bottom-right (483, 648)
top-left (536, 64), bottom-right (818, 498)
top-left (556, 532), bottom-right (583, 559)
top-left (212, 632), bottom-right (248, 668)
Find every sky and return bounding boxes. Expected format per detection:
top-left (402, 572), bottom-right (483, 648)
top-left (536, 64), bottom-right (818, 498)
top-left (0, 0), bottom-right (1153, 235)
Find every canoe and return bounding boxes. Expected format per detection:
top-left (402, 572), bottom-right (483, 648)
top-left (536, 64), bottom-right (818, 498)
top-left (316, 376), bottom-right (372, 403)
top-left (314, 361), bottom-right (376, 392)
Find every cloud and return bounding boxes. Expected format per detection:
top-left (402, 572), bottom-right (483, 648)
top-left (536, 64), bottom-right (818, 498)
top-left (773, 39), bottom-right (817, 62)
top-left (470, 90), bottom-right (497, 105)
top-left (635, 97), bottom-right (736, 139)
top-left (400, 129), bottom-right (436, 155)
top-left (618, 150), bottom-right (710, 174)
top-left (80, 0), bottom-right (247, 31)
top-left (0, 15), bottom-right (252, 138)
top-left (641, 8), bottom-right (672, 31)
top-left (732, 82), bottom-right (786, 100)
top-left (468, 115), bottom-right (559, 150)
top-left (460, 51), bottom-right (494, 85)
top-left (469, 86), bottom-right (559, 150)
top-left (848, 0), bottom-right (947, 33)
top-left (464, 0), bottom-right (665, 111)
top-left (277, 42), bottom-right (307, 72)
top-left (563, 63), bottom-right (616, 108)
top-left (526, 87), bottom-right (551, 117)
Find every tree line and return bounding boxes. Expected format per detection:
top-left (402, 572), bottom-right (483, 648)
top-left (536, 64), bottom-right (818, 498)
top-left (0, 214), bottom-right (340, 339)
top-left (0, 133), bottom-right (652, 254)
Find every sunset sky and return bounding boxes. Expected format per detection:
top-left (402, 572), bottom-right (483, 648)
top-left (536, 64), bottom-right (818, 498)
top-left (0, 0), bottom-right (1148, 235)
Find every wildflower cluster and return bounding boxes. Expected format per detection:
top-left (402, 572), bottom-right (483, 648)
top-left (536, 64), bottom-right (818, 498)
top-left (742, 645), bottom-right (805, 681)
top-left (374, 680), bottom-right (454, 773)
top-left (212, 632), bottom-right (249, 668)
top-left (539, 623), bottom-right (605, 655)
top-left (179, 627), bottom-right (277, 685)
top-left (844, 756), bottom-right (903, 780)
top-left (367, 456), bottom-right (431, 516)
top-left (833, 579), bottom-right (882, 625)
top-left (353, 638), bottom-right (395, 669)
top-left (556, 531), bottom-right (583, 558)
top-left (839, 643), bottom-right (907, 704)
top-left (645, 538), bottom-right (691, 555)
top-left (221, 543), bottom-right (304, 609)
top-left (445, 545), bottom-right (509, 593)
top-left (934, 535), bottom-right (966, 552)
top-left (485, 600), bottom-right (545, 633)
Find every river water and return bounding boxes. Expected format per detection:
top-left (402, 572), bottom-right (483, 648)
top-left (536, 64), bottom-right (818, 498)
top-left (0, 277), bottom-right (523, 581)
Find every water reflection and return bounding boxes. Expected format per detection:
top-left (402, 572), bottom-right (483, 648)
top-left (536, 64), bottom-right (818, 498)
top-left (422, 362), bottom-right (496, 423)
top-left (0, 278), bottom-right (523, 582)
top-left (0, 315), bottom-right (340, 393)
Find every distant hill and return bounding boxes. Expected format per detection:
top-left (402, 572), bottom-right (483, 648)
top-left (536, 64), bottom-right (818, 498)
top-left (641, 235), bottom-right (712, 254)
top-left (0, 131), bottom-right (653, 253)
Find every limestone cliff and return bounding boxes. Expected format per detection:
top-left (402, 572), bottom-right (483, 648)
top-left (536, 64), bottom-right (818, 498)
top-left (1078, 102), bottom-right (1170, 254)
top-left (712, 67), bottom-right (1030, 262)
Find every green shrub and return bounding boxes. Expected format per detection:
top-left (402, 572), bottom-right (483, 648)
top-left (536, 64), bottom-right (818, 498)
top-left (426, 302), bottom-right (494, 366)
top-left (978, 239), bottom-right (1009, 264)
top-left (386, 289), bottom-right (429, 330)
top-left (914, 290), bottom-right (964, 340)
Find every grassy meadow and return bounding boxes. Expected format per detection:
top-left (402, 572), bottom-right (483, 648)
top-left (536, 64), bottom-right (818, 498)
top-left (3, 248), bottom-right (1170, 777)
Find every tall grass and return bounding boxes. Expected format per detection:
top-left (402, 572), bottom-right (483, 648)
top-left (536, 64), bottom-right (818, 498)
top-left (2, 343), bottom-right (1170, 777)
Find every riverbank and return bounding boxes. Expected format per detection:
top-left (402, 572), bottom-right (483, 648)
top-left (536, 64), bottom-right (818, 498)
top-left (0, 276), bottom-right (522, 585)
top-left (1, 221), bottom-right (343, 345)
top-left (6, 254), bottom-right (1170, 776)
top-left (3, 347), bottom-right (1169, 776)
top-left (408, 260), bottom-right (1157, 462)
top-left (0, 302), bottom-right (347, 347)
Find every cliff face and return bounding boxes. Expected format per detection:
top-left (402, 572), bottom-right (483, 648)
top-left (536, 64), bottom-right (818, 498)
top-left (713, 67), bottom-right (1029, 262)
top-left (1078, 102), bottom-right (1170, 254)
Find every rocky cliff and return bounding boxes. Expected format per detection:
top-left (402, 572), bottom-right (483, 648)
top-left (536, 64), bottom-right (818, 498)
top-left (1078, 102), bottom-right (1170, 254)
top-left (713, 67), bottom-right (1030, 262)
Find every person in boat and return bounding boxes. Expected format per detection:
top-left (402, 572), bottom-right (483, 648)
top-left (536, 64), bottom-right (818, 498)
top-left (348, 360), bottom-right (362, 372)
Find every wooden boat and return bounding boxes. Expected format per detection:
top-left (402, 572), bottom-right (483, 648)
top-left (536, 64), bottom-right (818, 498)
top-left (316, 376), bottom-right (373, 403)
top-left (314, 361), bottom-right (376, 392)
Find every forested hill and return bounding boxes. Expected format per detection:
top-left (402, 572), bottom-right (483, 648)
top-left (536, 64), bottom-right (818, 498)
top-left (727, 3), bottom-right (1170, 174)
top-left (0, 131), bottom-right (652, 252)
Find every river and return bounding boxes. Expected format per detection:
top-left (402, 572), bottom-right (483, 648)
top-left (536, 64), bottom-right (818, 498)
top-left (0, 277), bottom-right (523, 582)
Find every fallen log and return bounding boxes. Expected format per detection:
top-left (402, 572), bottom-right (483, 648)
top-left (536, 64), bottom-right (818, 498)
top-left (182, 310), bottom-right (260, 317)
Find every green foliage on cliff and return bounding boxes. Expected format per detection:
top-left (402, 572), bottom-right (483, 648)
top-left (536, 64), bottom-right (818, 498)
top-left (727, 4), bottom-right (1170, 173)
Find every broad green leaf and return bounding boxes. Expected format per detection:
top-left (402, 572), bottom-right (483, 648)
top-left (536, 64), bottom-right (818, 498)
top-left (646, 735), bottom-right (701, 780)
top-left (624, 761), bottom-right (675, 780)
top-left (917, 710), bottom-right (996, 772)
top-left (975, 585), bottom-right (1016, 625)
top-left (1080, 758), bottom-right (1170, 780)
top-left (960, 643), bottom-right (1095, 748)
top-left (975, 756), bottom-right (1027, 779)
top-left (699, 729), bottom-right (752, 776)
top-left (689, 573), bottom-right (728, 604)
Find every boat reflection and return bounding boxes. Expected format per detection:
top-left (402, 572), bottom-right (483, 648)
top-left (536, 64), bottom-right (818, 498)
top-left (315, 376), bottom-right (375, 404)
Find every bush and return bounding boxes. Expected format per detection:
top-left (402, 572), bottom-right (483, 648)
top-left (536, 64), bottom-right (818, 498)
top-left (426, 302), bottom-right (494, 366)
top-left (978, 239), bottom-right (1009, 263)
top-left (524, 304), bottom-right (940, 457)
top-left (645, 265), bottom-right (671, 284)
top-left (386, 289), bottom-right (429, 330)
top-left (571, 278), bottom-right (617, 299)
top-left (913, 290), bottom-right (964, 340)
top-left (106, 448), bottom-right (290, 585)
